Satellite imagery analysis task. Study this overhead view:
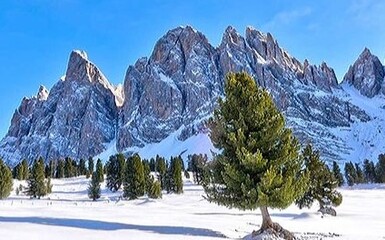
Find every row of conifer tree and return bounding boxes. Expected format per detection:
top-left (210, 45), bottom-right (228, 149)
top-left (0, 153), bottom-right (208, 200)
top-left (1, 151), bottom-right (384, 201)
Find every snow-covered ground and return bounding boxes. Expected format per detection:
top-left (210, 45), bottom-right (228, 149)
top-left (0, 177), bottom-right (384, 240)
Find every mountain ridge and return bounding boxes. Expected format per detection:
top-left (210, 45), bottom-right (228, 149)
top-left (1, 25), bottom-right (384, 165)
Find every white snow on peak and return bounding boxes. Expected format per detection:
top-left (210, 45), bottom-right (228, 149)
top-left (113, 84), bottom-right (124, 107)
top-left (37, 85), bottom-right (49, 101)
top-left (73, 49), bottom-right (88, 60)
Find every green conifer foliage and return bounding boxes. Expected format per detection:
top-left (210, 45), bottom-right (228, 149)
top-left (15, 163), bottom-right (24, 180)
top-left (78, 159), bottom-right (87, 176)
top-left (203, 72), bottom-right (308, 236)
top-left (106, 154), bottom-right (126, 191)
top-left (95, 159), bottom-right (104, 183)
top-left (21, 159), bottom-right (29, 180)
top-left (87, 157), bottom-right (94, 179)
top-left (332, 161), bottom-right (344, 187)
top-left (0, 159), bottom-right (13, 199)
top-left (56, 160), bottom-right (64, 179)
top-left (123, 154), bottom-right (145, 200)
top-left (64, 157), bottom-right (75, 178)
top-left (46, 177), bottom-right (53, 194)
top-left (143, 160), bottom-right (153, 194)
top-left (170, 157), bottom-right (183, 194)
top-left (188, 154), bottom-right (208, 184)
top-left (363, 159), bottom-right (376, 183)
top-left (26, 157), bottom-right (47, 199)
top-left (88, 172), bottom-right (101, 201)
top-left (375, 154), bottom-right (385, 183)
top-left (344, 162), bottom-right (357, 186)
top-left (295, 145), bottom-right (342, 213)
top-left (155, 155), bottom-right (167, 190)
top-left (148, 180), bottom-right (162, 199)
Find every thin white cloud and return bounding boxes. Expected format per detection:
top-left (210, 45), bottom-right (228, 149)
top-left (264, 7), bottom-right (312, 29)
top-left (347, 0), bottom-right (385, 27)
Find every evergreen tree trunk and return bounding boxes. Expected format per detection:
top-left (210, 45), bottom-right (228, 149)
top-left (254, 206), bottom-right (294, 240)
top-left (260, 206), bottom-right (273, 230)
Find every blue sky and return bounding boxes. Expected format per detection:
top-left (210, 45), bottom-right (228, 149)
top-left (1, 0), bottom-right (384, 138)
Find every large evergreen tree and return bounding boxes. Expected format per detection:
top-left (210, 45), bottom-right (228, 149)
top-left (26, 157), bottom-right (47, 199)
top-left (332, 161), bottom-right (344, 187)
top-left (203, 72), bottom-right (308, 238)
top-left (106, 153), bottom-right (126, 191)
top-left (0, 159), bottom-right (13, 199)
top-left (295, 145), bottom-right (342, 215)
top-left (123, 154), bottom-right (145, 200)
top-left (354, 163), bottom-right (365, 183)
top-left (88, 172), bottom-right (101, 201)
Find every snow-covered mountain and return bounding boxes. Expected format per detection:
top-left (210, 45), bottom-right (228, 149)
top-left (1, 26), bottom-right (385, 165)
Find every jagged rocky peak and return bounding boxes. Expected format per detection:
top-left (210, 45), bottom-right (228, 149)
top-left (301, 60), bottom-right (339, 92)
top-left (37, 85), bottom-right (49, 101)
top-left (150, 25), bottom-right (212, 69)
top-left (245, 26), bottom-right (302, 71)
top-left (343, 48), bottom-right (385, 97)
top-left (65, 50), bottom-right (113, 90)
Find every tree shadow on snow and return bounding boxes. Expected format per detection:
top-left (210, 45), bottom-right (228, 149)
top-left (0, 216), bottom-right (227, 238)
top-left (194, 212), bottom-right (301, 219)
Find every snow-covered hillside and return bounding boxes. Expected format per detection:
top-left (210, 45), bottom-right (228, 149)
top-left (1, 176), bottom-right (384, 239)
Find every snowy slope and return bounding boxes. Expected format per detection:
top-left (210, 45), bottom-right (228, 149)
top-left (1, 177), bottom-right (385, 240)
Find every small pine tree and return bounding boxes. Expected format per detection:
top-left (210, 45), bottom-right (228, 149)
top-left (375, 154), bottom-right (385, 183)
top-left (95, 159), bottom-right (104, 183)
top-left (88, 172), bottom-right (101, 201)
top-left (143, 160), bottom-right (153, 194)
top-left (0, 159), bottom-right (13, 199)
top-left (332, 161), bottom-right (344, 187)
top-left (26, 157), bottom-right (47, 199)
top-left (344, 162), bottom-right (357, 186)
top-left (56, 160), bottom-right (64, 179)
top-left (21, 159), bottom-right (29, 180)
top-left (78, 159), bottom-right (87, 176)
top-left (155, 155), bottom-right (167, 190)
top-left (148, 180), bottom-right (162, 199)
top-left (64, 157), bottom-right (75, 178)
top-left (15, 163), bottom-right (24, 180)
top-left (106, 154), bottom-right (126, 191)
top-left (170, 157), bottom-right (183, 194)
top-left (354, 163), bottom-right (365, 183)
top-left (87, 157), bottom-right (94, 179)
top-left (123, 154), bottom-right (145, 200)
top-left (149, 158), bottom-right (156, 172)
top-left (188, 154), bottom-right (208, 184)
top-left (363, 159), bottom-right (376, 183)
top-left (295, 145), bottom-right (342, 213)
top-left (46, 177), bottom-right (53, 194)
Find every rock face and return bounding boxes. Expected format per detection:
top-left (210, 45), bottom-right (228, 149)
top-left (343, 48), bottom-right (385, 97)
top-left (0, 50), bottom-right (118, 163)
top-left (1, 26), bottom-right (384, 165)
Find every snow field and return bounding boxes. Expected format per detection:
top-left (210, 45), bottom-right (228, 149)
top-left (0, 177), bottom-right (385, 240)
